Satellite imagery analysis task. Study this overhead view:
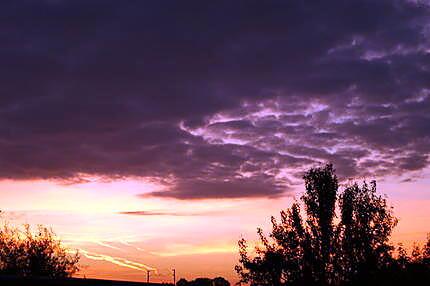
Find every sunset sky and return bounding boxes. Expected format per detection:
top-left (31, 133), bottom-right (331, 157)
top-left (1, 0), bottom-right (430, 283)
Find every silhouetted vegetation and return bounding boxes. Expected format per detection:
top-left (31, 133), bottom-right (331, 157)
top-left (177, 277), bottom-right (230, 286)
top-left (0, 224), bottom-right (79, 278)
top-left (0, 275), bottom-right (165, 286)
top-left (236, 164), bottom-right (430, 286)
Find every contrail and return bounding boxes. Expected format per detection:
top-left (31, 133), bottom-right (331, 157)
top-left (95, 241), bottom-right (122, 250)
top-left (77, 249), bottom-right (157, 273)
top-left (119, 240), bottom-right (147, 252)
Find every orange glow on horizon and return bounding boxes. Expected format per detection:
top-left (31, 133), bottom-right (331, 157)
top-left (0, 175), bottom-right (428, 283)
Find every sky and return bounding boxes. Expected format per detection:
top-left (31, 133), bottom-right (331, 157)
top-left (1, 0), bottom-right (430, 283)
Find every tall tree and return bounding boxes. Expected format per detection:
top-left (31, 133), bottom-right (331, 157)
top-left (302, 164), bottom-right (337, 285)
top-left (236, 164), bottom-right (400, 286)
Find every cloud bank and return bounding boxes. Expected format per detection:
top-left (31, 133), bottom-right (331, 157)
top-left (1, 0), bottom-right (429, 198)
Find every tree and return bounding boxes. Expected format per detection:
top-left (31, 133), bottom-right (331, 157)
top-left (177, 278), bottom-right (189, 286)
top-left (424, 233), bottom-right (430, 261)
top-left (336, 181), bottom-right (397, 283)
top-left (213, 277), bottom-right (230, 286)
top-left (177, 277), bottom-right (230, 286)
top-left (236, 164), bottom-right (400, 286)
top-left (0, 224), bottom-right (79, 278)
top-left (302, 164), bottom-right (337, 285)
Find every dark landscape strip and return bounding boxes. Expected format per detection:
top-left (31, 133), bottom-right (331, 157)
top-left (0, 275), bottom-right (171, 286)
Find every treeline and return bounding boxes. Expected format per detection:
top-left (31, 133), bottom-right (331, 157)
top-left (236, 164), bottom-right (430, 286)
top-left (177, 277), bottom-right (230, 286)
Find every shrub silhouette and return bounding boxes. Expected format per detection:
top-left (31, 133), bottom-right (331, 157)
top-left (177, 277), bottom-right (230, 286)
top-left (0, 224), bottom-right (79, 278)
top-left (236, 164), bottom-right (429, 286)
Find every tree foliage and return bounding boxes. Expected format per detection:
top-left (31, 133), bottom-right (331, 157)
top-left (236, 164), bottom-right (428, 286)
top-left (0, 224), bottom-right (79, 278)
top-left (177, 277), bottom-right (230, 286)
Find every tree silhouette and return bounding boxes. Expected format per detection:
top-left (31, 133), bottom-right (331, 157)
top-left (424, 233), bottom-right (430, 261)
top-left (335, 181), bottom-right (397, 283)
top-left (235, 164), bottom-right (427, 286)
top-left (177, 277), bottom-right (230, 286)
top-left (0, 224), bottom-right (79, 278)
top-left (213, 277), bottom-right (231, 286)
top-left (301, 164), bottom-right (337, 285)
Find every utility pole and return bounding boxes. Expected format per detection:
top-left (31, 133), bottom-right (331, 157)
top-left (147, 270), bottom-right (152, 283)
top-left (172, 269), bottom-right (176, 286)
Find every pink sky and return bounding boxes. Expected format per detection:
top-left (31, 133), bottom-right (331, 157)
top-left (1, 172), bottom-right (429, 283)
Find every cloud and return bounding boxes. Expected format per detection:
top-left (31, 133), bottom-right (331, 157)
top-left (0, 0), bottom-right (429, 198)
top-left (146, 177), bottom-right (286, 200)
top-left (119, 210), bottom-right (220, 216)
top-left (78, 249), bottom-right (157, 273)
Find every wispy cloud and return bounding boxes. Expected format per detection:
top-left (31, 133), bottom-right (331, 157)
top-left (94, 241), bottom-right (122, 250)
top-left (119, 210), bottom-right (220, 216)
top-left (151, 243), bottom-right (236, 257)
top-left (78, 249), bottom-right (157, 273)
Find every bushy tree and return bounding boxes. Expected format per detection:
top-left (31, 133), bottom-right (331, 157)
top-left (177, 277), bottom-right (230, 286)
top-left (424, 233), bottom-right (430, 262)
top-left (213, 276), bottom-right (231, 286)
top-left (236, 164), bottom-right (405, 286)
top-left (335, 181), bottom-right (397, 283)
top-left (236, 203), bottom-right (306, 286)
top-left (0, 224), bottom-right (79, 278)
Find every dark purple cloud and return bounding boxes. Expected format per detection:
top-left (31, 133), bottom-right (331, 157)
top-left (145, 177), bottom-right (287, 200)
top-left (0, 0), bottom-right (429, 199)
